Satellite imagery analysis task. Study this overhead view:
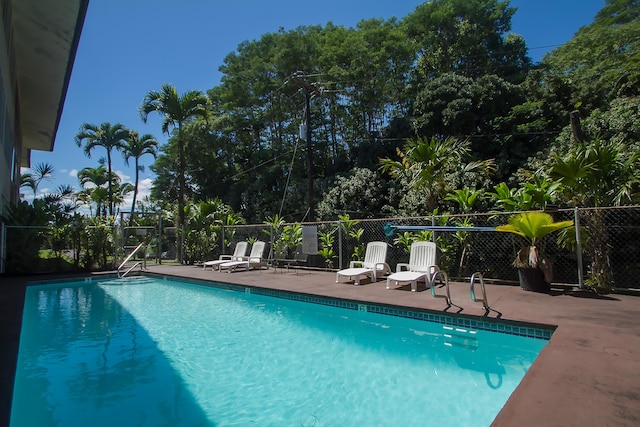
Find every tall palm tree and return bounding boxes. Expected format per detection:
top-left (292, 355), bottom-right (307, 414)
top-left (75, 122), bottom-right (130, 217)
top-left (139, 84), bottom-right (208, 262)
top-left (123, 131), bottom-right (158, 224)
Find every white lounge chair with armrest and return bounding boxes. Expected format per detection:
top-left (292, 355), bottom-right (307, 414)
top-left (220, 240), bottom-right (268, 273)
top-left (202, 241), bottom-right (249, 271)
top-left (336, 241), bottom-right (390, 285)
top-left (386, 241), bottom-right (439, 292)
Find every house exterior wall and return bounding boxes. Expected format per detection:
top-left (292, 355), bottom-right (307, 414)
top-left (0, 0), bottom-right (88, 217)
top-left (0, 0), bottom-right (19, 216)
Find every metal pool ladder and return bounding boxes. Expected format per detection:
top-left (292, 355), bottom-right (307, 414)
top-left (430, 270), bottom-right (452, 306)
top-left (470, 272), bottom-right (491, 313)
top-left (117, 242), bottom-right (146, 278)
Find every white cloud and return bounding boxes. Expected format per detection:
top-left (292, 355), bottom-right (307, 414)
top-left (120, 177), bottom-right (154, 211)
top-left (115, 170), bottom-right (131, 183)
top-left (69, 169), bottom-right (78, 177)
top-left (138, 177), bottom-right (153, 195)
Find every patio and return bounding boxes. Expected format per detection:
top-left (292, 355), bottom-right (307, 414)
top-left (2, 264), bottom-right (639, 426)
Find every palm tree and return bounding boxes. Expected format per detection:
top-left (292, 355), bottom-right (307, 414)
top-left (20, 162), bottom-right (55, 199)
top-left (20, 173), bottom-right (35, 198)
top-left (380, 136), bottom-right (495, 213)
top-left (112, 182), bottom-right (135, 218)
top-left (77, 165), bottom-right (116, 218)
top-left (139, 84), bottom-right (208, 262)
top-left (549, 138), bottom-right (640, 208)
top-left (549, 137), bottom-right (640, 290)
top-left (122, 131), bottom-right (158, 224)
top-left (75, 122), bottom-right (130, 218)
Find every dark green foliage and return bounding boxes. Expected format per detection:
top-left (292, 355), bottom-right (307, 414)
top-left (143, 0), bottom-right (639, 224)
top-left (542, 0), bottom-right (640, 111)
top-left (1, 201), bottom-right (52, 274)
top-left (316, 168), bottom-right (391, 220)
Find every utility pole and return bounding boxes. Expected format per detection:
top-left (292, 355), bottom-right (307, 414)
top-left (288, 71), bottom-right (321, 222)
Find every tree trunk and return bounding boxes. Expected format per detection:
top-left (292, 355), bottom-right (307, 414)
top-left (130, 159), bottom-right (139, 227)
top-left (177, 125), bottom-right (185, 263)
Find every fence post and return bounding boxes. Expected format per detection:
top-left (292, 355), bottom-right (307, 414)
top-left (431, 215), bottom-right (438, 265)
top-left (338, 220), bottom-right (343, 270)
top-left (220, 225), bottom-right (226, 256)
top-left (181, 225), bottom-right (185, 264)
top-left (114, 225), bottom-right (120, 269)
top-left (157, 209), bottom-right (162, 264)
top-left (575, 207), bottom-right (585, 289)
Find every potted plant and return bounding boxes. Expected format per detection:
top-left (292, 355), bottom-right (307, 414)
top-left (496, 211), bottom-right (573, 292)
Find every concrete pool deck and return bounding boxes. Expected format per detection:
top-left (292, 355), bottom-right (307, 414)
top-left (2, 264), bottom-right (639, 426)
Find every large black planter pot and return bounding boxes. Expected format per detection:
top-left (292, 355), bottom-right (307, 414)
top-left (517, 268), bottom-right (550, 293)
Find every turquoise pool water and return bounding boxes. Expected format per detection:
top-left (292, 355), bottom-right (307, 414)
top-left (11, 275), bottom-right (548, 426)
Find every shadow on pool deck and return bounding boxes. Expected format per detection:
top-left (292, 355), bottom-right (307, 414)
top-left (2, 264), bottom-right (640, 427)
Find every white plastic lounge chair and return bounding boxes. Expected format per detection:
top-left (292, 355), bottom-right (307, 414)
top-left (386, 241), bottom-right (439, 292)
top-left (336, 241), bottom-right (390, 285)
top-left (202, 241), bottom-right (248, 271)
top-left (220, 240), bottom-right (268, 273)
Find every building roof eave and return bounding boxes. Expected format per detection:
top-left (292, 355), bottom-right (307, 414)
top-left (12, 0), bottom-right (89, 167)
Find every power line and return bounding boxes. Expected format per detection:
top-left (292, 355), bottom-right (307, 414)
top-left (226, 148), bottom-right (296, 181)
top-left (286, 71), bottom-right (321, 221)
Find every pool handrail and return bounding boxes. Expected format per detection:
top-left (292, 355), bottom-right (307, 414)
top-left (430, 270), bottom-right (451, 306)
top-left (117, 242), bottom-right (145, 277)
top-left (470, 272), bottom-right (491, 313)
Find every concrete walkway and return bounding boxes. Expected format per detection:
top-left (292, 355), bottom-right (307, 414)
top-left (2, 264), bottom-right (639, 426)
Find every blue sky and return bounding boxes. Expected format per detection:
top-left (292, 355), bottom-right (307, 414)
top-left (25, 0), bottom-right (605, 205)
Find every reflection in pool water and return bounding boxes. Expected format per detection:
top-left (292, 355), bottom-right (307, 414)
top-left (12, 276), bottom-right (548, 426)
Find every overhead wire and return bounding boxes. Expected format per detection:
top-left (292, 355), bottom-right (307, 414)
top-left (194, 39), bottom-right (571, 193)
top-left (278, 136), bottom-right (300, 218)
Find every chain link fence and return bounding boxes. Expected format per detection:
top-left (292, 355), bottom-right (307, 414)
top-left (2, 206), bottom-right (639, 290)
top-left (218, 207), bottom-right (639, 289)
top-left (0, 224), bottom-right (164, 274)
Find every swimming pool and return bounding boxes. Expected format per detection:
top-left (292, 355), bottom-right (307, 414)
top-left (11, 275), bottom-right (549, 426)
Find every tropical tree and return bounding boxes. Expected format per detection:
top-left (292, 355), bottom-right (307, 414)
top-left (112, 182), bottom-right (135, 217)
top-left (403, 0), bottom-right (529, 82)
top-left (140, 84), bottom-right (208, 262)
top-left (548, 137), bottom-right (640, 291)
top-left (20, 162), bottom-right (55, 199)
top-left (487, 178), bottom-right (562, 212)
top-left (19, 173), bottom-right (35, 198)
top-left (541, 0), bottom-right (640, 111)
top-left (184, 198), bottom-right (245, 264)
top-left (122, 131), bottom-right (158, 224)
top-left (316, 167), bottom-right (391, 220)
top-left (74, 122), bottom-right (130, 217)
top-left (77, 165), bottom-right (115, 218)
top-left (379, 136), bottom-right (495, 213)
top-left (411, 73), bottom-right (525, 176)
top-left (0, 200), bottom-right (53, 273)
top-left (444, 188), bottom-right (484, 214)
top-left (549, 138), bottom-right (640, 208)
